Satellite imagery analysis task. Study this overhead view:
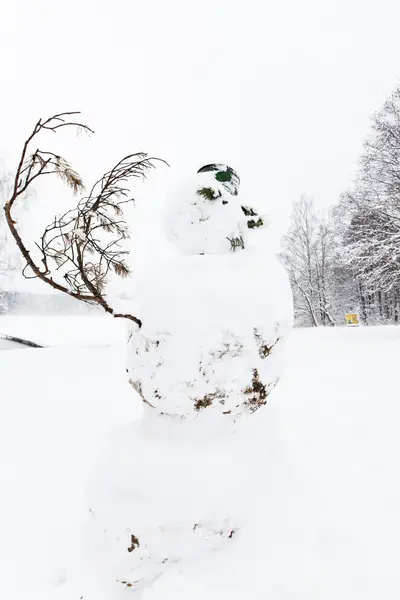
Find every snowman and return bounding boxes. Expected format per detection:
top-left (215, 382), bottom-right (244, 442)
top-left (126, 163), bottom-right (293, 419)
top-left (85, 165), bottom-right (293, 597)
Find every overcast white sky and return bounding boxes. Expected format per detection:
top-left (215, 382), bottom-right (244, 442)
top-left (1, 0), bottom-right (400, 243)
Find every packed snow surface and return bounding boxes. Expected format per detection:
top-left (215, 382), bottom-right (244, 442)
top-left (1, 317), bottom-right (400, 599)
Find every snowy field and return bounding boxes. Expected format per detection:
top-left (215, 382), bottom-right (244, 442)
top-left (0, 316), bottom-right (400, 599)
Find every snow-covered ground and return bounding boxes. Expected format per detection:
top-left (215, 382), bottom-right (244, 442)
top-left (0, 337), bottom-right (32, 349)
top-left (1, 317), bottom-right (399, 599)
top-left (0, 314), bottom-right (126, 348)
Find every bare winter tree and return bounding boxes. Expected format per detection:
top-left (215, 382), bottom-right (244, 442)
top-left (2, 112), bottom-right (166, 327)
top-left (314, 222), bottom-right (335, 326)
top-left (281, 196), bottom-right (318, 326)
top-left (281, 196), bottom-right (336, 326)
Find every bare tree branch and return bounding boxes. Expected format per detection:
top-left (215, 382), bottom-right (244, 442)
top-left (3, 111), bottom-right (168, 327)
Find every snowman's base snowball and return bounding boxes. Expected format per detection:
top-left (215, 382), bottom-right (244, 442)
top-left (126, 251), bottom-right (293, 419)
top-left (84, 421), bottom-right (247, 594)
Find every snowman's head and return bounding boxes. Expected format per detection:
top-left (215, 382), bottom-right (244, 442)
top-left (164, 164), bottom-right (267, 255)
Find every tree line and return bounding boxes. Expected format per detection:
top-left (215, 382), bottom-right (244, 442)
top-left (281, 84), bottom-right (400, 326)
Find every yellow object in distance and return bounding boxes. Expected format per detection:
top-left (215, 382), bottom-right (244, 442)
top-left (345, 313), bottom-right (359, 326)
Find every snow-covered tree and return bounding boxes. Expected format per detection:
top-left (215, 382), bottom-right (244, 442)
top-left (328, 85), bottom-right (400, 323)
top-left (281, 196), bottom-right (336, 326)
top-left (338, 86), bottom-right (400, 295)
top-left (337, 192), bottom-right (400, 295)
